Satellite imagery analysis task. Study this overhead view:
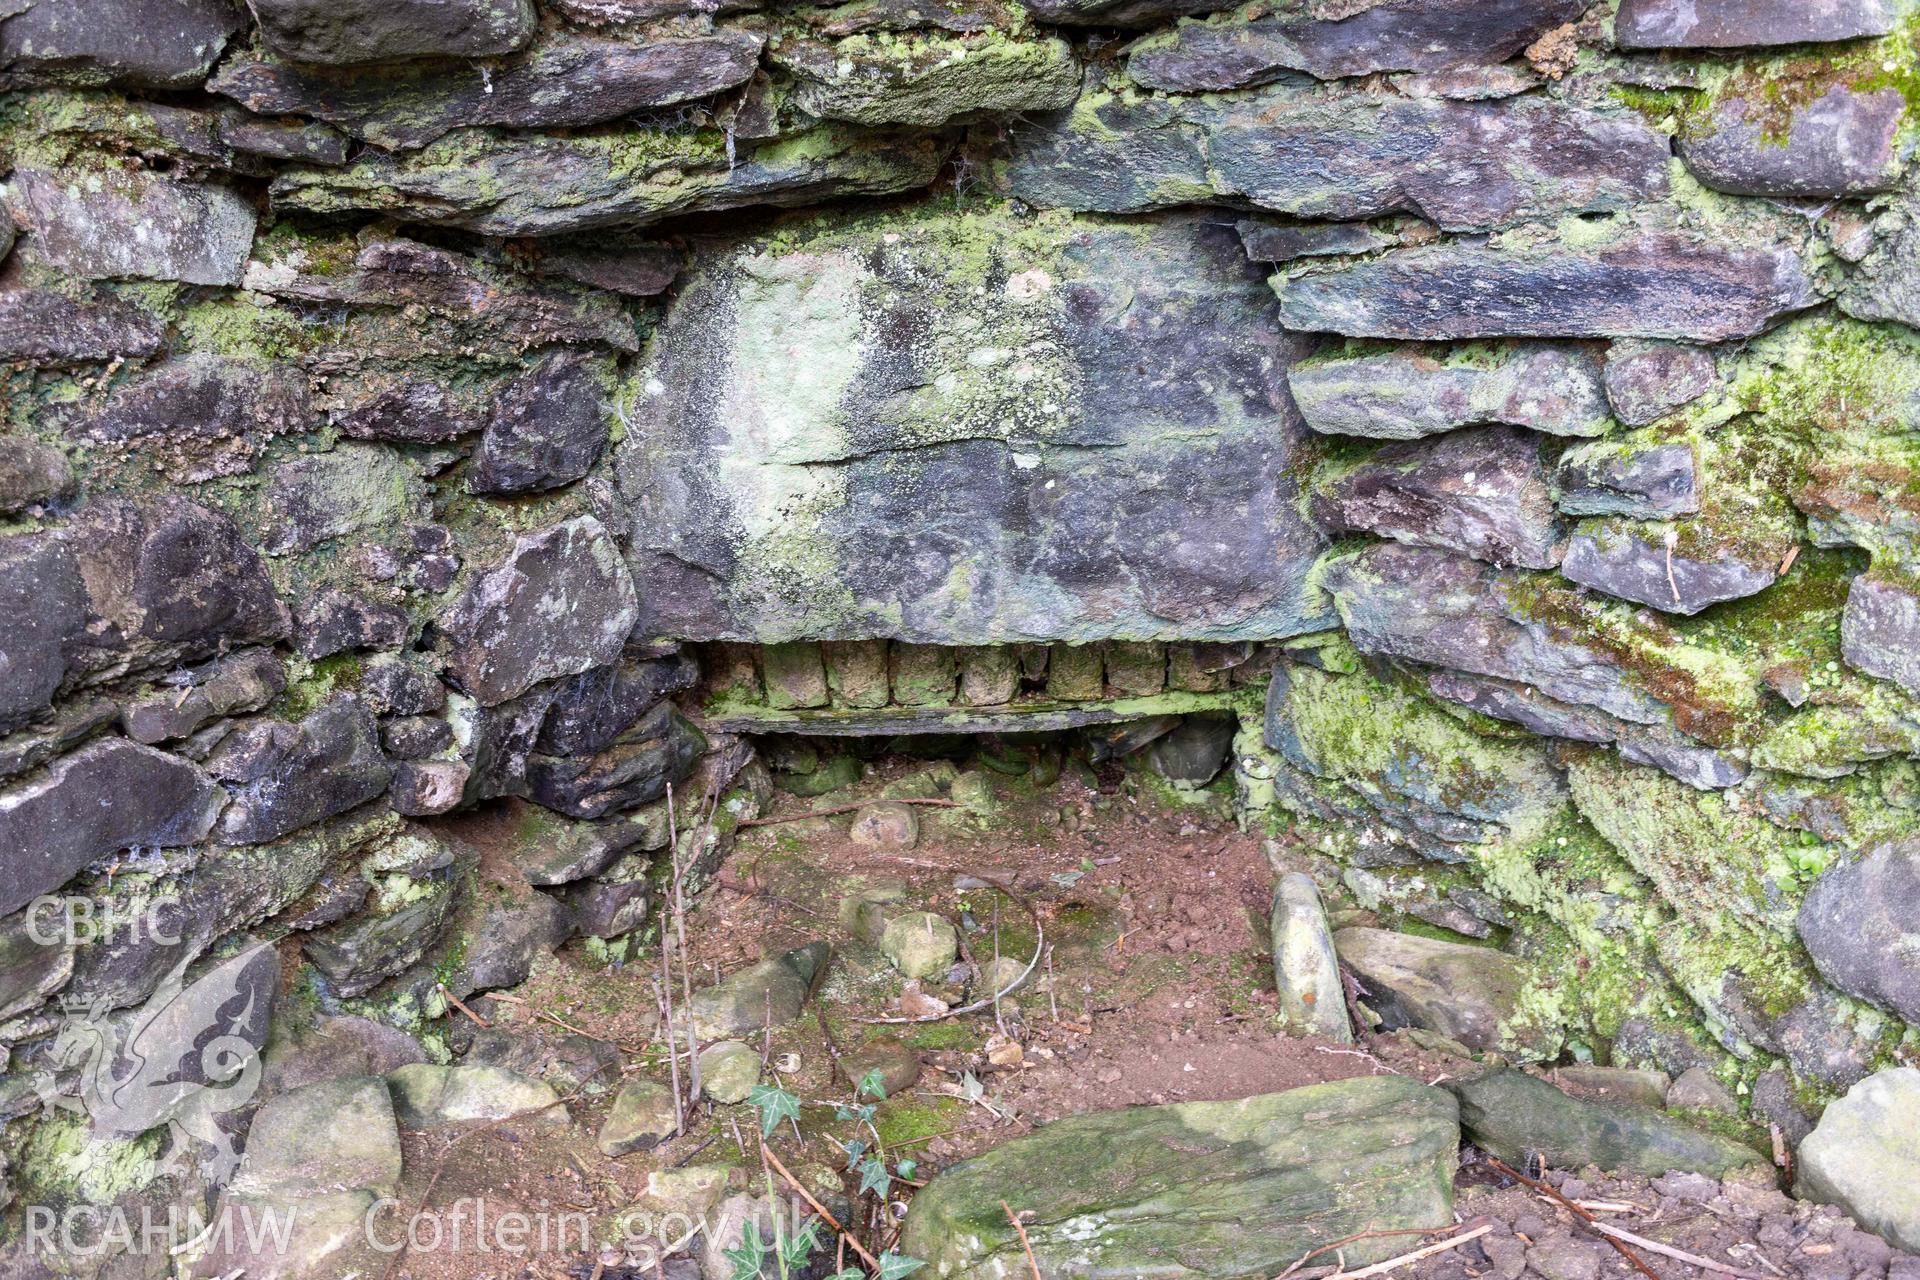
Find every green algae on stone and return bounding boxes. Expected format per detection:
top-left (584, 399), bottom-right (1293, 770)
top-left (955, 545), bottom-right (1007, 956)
top-left (269, 122), bottom-right (953, 236)
top-left (1567, 753), bottom-right (1807, 934)
top-left (772, 27), bottom-right (1079, 127)
top-left (899, 1076), bottom-right (1458, 1280)
top-left (1266, 664), bottom-right (1566, 843)
top-left (1445, 1066), bottom-right (1767, 1178)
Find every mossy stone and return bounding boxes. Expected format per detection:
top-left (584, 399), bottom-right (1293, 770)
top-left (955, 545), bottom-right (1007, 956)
top-left (1444, 1066), bottom-right (1767, 1179)
top-left (900, 1076), bottom-right (1459, 1280)
top-left (880, 911), bottom-right (959, 979)
top-left (698, 1041), bottom-right (762, 1105)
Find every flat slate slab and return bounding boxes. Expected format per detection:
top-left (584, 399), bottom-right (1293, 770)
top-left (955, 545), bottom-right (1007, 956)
top-left (899, 1076), bottom-right (1459, 1280)
top-left (617, 207), bottom-right (1332, 646)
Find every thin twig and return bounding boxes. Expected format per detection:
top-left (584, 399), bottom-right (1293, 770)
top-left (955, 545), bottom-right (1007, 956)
top-left (1591, 1224), bottom-right (1779, 1280)
top-left (864, 867), bottom-right (1043, 1024)
top-left (1328, 1225), bottom-right (1493, 1280)
top-left (763, 1139), bottom-right (882, 1273)
top-left (739, 799), bottom-right (961, 828)
top-left (437, 982), bottom-right (492, 1029)
top-left (1001, 1202), bottom-right (1043, 1280)
top-left (1276, 1226), bottom-right (1460, 1279)
top-left (1488, 1158), bottom-right (1661, 1280)
top-left (670, 782), bottom-right (703, 1112)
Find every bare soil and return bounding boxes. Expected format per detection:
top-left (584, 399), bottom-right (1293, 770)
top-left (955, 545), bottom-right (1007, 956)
top-left (377, 752), bottom-right (1917, 1280)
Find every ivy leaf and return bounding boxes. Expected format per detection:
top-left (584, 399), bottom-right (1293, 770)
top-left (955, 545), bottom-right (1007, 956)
top-left (841, 1136), bottom-right (869, 1164)
top-left (723, 1227), bottom-right (766, 1280)
top-left (825, 1271), bottom-right (866, 1280)
top-left (857, 1155), bottom-right (892, 1199)
top-left (877, 1252), bottom-right (927, 1280)
top-left (779, 1219), bottom-right (824, 1269)
top-left (960, 1072), bottom-right (985, 1103)
top-left (747, 1083), bottom-right (801, 1139)
top-left (858, 1067), bottom-right (889, 1100)
top-left (895, 1157), bottom-right (918, 1180)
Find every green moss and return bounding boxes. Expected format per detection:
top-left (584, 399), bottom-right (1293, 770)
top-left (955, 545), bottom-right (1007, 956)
top-left (15, 1113), bottom-right (162, 1207)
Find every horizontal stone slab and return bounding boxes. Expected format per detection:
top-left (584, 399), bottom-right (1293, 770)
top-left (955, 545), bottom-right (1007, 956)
top-left (271, 123), bottom-right (953, 236)
top-left (1289, 342), bottom-right (1611, 439)
top-left (1310, 425), bottom-right (1564, 570)
top-left (0, 289), bottom-right (166, 365)
top-left (617, 207), bottom-right (1332, 645)
top-left (1127, 0), bottom-right (1584, 91)
top-left (4, 165), bottom-right (255, 286)
top-left (1614, 0), bottom-right (1896, 48)
top-left (1273, 219), bottom-right (1819, 340)
top-left (212, 31), bottom-right (764, 150)
top-left (1003, 87), bottom-right (1669, 232)
top-left (900, 1076), bottom-right (1459, 1279)
top-left (251, 0), bottom-right (534, 62)
top-left (0, 739), bottom-right (222, 918)
top-left (1679, 84), bottom-right (1906, 199)
top-left (702, 690), bottom-right (1239, 735)
top-left (772, 28), bottom-right (1079, 127)
top-left (0, 0), bottom-right (245, 89)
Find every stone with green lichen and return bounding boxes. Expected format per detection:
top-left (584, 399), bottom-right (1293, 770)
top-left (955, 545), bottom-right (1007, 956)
top-left (1795, 1067), bottom-right (1920, 1252)
top-left (617, 205), bottom-right (1331, 645)
top-left (1004, 84), bottom-right (1667, 232)
top-left (270, 122), bottom-right (952, 237)
top-left (1125, 0), bottom-right (1581, 90)
top-left (388, 1063), bottom-right (566, 1129)
top-left (4, 165), bottom-right (255, 287)
top-left (1103, 641), bottom-right (1165, 695)
top-left (957, 646), bottom-right (1019, 705)
top-left (685, 941), bottom-right (830, 1040)
top-left (762, 642), bottom-right (831, 710)
top-left (776, 752), bottom-right (862, 796)
top-left (900, 1075), bottom-right (1459, 1279)
top-left (1566, 754), bottom-right (1803, 934)
top-left (1265, 664), bottom-right (1565, 854)
top-left (823, 640), bottom-right (891, 708)
top-left (772, 27), bottom-right (1079, 127)
top-left (1274, 207), bottom-right (1818, 342)
top-left (1560, 423), bottom-right (1798, 614)
top-left (506, 803), bottom-right (669, 887)
top-left (1271, 872), bottom-right (1351, 1042)
top-left (212, 31), bottom-right (764, 150)
top-left (1290, 342), bottom-right (1611, 441)
top-left (698, 1041), bottom-right (762, 1104)
top-left (891, 644), bottom-right (957, 706)
top-left (1048, 645), bottom-right (1105, 699)
top-left (881, 910), bottom-right (959, 979)
top-left (1444, 1066), bottom-right (1767, 1178)
top-left (598, 1078), bottom-right (679, 1155)
top-left (1334, 926), bottom-right (1553, 1059)
top-left (231, 1076), bottom-right (403, 1198)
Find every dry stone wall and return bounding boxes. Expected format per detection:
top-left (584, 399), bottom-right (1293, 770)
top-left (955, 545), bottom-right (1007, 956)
top-left (3, 0), bottom-right (1920, 1247)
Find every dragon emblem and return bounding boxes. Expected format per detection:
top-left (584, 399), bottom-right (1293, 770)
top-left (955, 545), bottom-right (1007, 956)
top-left (32, 944), bottom-right (277, 1184)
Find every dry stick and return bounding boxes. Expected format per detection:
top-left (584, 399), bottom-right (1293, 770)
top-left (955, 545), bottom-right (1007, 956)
top-left (654, 970), bottom-right (684, 1136)
top-left (814, 1000), bottom-right (849, 1087)
top-left (739, 798), bottom-right (961, 829)
top-left (669, 782), bottom-right (703, 1110)
top-left (1488, 1158), bottom-right (1662, 1280)
top-left (864, 867), bottom-right (1044, 1024)
top-left (1001, 1202), bottom-right (1043, 1280)
top-left (1330, 1224), bottom-right (1494, 1280)
top-left (1276, 1226), bottom-right (1462, 1279)
top-left (762, 1139), bottom-right (883, 1274)
top-left (1590, 1224), bottom-right (1779, 1280)
top-left (437, 982), bottom-right (492, 1029)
